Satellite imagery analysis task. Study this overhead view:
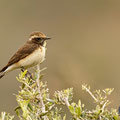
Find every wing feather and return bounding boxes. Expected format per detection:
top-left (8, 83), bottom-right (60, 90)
top-left (7, 42), bottom-right (38, 67)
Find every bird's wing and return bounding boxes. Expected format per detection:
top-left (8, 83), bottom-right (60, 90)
top-left (7, 42), bottom-right (38, 67)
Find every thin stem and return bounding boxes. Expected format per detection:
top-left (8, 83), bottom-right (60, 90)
top-left (2, 112), bottom-right (5, 120)
top-left (101, 100), bottom-right (108, 112)
top-left (36, 65), bottom-right (49, 120)
top-left (84, 87), bottom-right (98, 103)
top-left (36, 65), bottom-right (45, 113)
top-left (64, 97), bottom-right (70, 108)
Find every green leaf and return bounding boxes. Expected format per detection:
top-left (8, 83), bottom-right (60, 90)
top-left (14, 106), bottom-right (21, 117)
top-left (71, 102), bottom-right (76, 107)
top-left (63, 114), bottom-right (66, 120)
top-left (21, 70), bottom-right (27, 78)
top-left (69, 105), bottom-right (75, 114)
top-left (78, 100), bottom-right (81, 107)
top-left (75, 107), bottom-right (81, 116)
top-left (28, 103), bottom-right (33, 111)
top-left (19, 100), bottom-right (30, 119)
top-left (22, 83), bottom-right (25, 89)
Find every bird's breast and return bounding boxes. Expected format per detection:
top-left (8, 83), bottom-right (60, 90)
top-left (18, 46), bottom-right (46, 68)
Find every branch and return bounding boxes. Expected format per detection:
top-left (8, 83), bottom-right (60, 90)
top-left (101, 100), bottom-right (109, 112)
top-left (36, 65), bottom-right (49, 119)
top-left (64, 97), bottom-right (70, 108)
top-left (82, 85), bottom-right (98, 103)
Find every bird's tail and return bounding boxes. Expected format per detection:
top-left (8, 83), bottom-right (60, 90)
top-left (0, 72), bottom-right (5, 79)
top-left (0, 66), bottom-right (8, 79)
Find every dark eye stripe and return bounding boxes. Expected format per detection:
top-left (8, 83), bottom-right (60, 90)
top-left (35, 38), bottom-right (42, 41)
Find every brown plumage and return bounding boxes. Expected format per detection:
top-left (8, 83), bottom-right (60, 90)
top-left (0, 32), bottom-right (51, 79)
top-left (1, 42), bottom-right (39, 72)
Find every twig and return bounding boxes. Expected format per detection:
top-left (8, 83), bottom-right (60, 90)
top-left (83, 85), bottom-right (98, 103)
top-left (63, 98), bottom-right (81, 120)
top-left (64, 97), bottom-right (70, 108)
top-left (36, 65), bottom-right (49, 119)
top-left (101, 100), bottom-right (108, 112)
top-left (2, 112), bottom-right (5, 120)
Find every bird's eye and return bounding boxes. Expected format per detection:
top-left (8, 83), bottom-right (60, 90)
top-left (35, 38), bottom-right (41, 41)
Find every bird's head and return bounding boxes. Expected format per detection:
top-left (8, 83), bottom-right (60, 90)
top-left (29, 32), bottom-right (51, 46)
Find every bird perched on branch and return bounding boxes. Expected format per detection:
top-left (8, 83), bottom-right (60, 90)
top-left (0, 32), bottom-right (51, 79)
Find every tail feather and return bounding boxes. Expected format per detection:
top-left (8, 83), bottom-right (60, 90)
top-left (0, 65), bottom-right (8, 79)
top-left (0, 66), bottom-right (8, 72)
top-left (0, 72), bottom-right (5, 79)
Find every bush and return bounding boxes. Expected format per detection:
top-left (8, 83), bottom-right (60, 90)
top-left (0, 67), bottom-right (119, 120)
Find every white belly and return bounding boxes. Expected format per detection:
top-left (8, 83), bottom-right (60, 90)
top-left (4, 47), bottom-right (46, 73)
top-left (18, 47), bottom-right (46, 68)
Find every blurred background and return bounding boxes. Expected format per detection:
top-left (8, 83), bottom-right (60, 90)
top-left (0, 0), bottom-right (120, 118)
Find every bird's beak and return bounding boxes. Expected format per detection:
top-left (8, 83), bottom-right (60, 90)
top-left (45, 37), bottom-right (51, 40)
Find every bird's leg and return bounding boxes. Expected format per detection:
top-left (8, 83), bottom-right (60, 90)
top-left (27, 70), bottom-right (33, 79)
top-left (21, 67), bottom-right (25, 72)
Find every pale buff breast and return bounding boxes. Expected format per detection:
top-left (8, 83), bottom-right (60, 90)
top-left (5, 45), bottom-right (46, 73)
top-left (18, 47), bottom-right (46, 68)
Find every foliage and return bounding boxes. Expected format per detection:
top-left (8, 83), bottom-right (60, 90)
top-left (0, 69), bottom-right (120, 120)
top-left (0, 112), bottom-right (14, 120)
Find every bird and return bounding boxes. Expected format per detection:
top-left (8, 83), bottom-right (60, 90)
top-left (0, 32), bottom-right (51, 79)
